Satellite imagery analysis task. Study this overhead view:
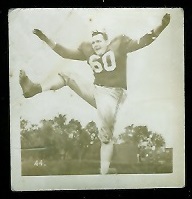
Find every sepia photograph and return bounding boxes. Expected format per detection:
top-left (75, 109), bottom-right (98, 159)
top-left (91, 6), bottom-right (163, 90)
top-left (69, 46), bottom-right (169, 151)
top-left (9, 8), bottom-right (185, 190)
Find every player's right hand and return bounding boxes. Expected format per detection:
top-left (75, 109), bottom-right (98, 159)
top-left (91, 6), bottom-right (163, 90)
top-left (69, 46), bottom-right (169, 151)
top-left (33, 29), bottom-right (47, 41)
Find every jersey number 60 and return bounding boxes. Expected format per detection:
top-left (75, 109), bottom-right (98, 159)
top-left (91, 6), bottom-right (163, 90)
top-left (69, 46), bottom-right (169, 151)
top-left (89, 51), bottom-right (116, 73)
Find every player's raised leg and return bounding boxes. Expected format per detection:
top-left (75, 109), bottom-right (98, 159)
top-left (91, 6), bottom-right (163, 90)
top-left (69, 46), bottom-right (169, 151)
top-left (58, 72), bottom-right (96, 108)
top-left (19, 70), bottom-right (66, 98)
top-left (19, 69), bottom-right (96, 108)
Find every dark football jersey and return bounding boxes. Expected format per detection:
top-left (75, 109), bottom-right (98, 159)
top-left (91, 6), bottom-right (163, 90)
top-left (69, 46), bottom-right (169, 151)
top-left (53, 32), bottom-right (157, 89)
top-left (79, 35), bottom-right (138, 89)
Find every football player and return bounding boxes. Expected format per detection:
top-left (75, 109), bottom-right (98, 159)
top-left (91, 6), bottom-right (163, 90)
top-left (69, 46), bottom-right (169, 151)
top-left (19, 13), bottom-right (170, 174)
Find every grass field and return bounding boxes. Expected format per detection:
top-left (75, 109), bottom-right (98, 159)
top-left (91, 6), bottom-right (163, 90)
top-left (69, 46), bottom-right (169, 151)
top-left (21, 158), bottom-right (172, 176)
top-left (21, 144), bottom-right (172, 176)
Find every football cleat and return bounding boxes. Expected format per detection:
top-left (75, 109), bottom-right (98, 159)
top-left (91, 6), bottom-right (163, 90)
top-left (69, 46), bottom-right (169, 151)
top-left (19, 70), bottom-right (42, 98)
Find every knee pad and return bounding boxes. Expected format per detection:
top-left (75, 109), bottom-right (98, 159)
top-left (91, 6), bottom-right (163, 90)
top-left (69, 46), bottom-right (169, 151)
top-left (98, 127), bottom-right (113, 144)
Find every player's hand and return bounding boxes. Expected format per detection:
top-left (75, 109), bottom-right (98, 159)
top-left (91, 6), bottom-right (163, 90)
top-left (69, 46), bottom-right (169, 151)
top-left (33, 29), bottom-right (47, 41)
top-left (162, 13), bottom-right (170, 27)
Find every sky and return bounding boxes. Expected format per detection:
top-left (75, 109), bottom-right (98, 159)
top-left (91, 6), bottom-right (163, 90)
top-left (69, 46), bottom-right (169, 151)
top-left (9, 8), bottom-right (184, 147)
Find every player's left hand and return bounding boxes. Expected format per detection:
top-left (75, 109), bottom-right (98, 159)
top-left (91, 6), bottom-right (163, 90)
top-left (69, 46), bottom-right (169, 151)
top-left (33, 29), bottom-right (47, 42)
top-left (162, 13), bottom-right (171, 27)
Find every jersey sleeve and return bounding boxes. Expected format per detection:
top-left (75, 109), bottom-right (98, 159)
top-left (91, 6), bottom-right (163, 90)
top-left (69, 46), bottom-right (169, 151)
top-left (53, 43), bottom-right (87, 61)
top-left (78, 42), bottom-right (94, 59)
top-left (120, 31), bottom-right (158, 53)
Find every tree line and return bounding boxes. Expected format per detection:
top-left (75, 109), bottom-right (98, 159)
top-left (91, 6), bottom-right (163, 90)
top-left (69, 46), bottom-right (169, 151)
top-left (20, 114), bottom-right (166, 162)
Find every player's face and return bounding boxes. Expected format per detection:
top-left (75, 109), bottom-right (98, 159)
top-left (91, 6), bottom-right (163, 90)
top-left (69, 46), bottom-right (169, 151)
top-left (91, 34), bottom-right (108, 56)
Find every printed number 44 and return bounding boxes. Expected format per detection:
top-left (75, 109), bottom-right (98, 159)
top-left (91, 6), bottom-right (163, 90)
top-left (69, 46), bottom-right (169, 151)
top-left (34, 160), bottom-right (46, 166)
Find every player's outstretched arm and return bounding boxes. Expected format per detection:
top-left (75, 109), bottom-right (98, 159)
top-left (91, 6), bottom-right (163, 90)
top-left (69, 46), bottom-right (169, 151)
top-left (33, 29), bottom-right (56, 49)
top-left (33, 29), bottom-right (86, 61)
top-left (151, 13), bottom-right (170, 39)
top-left (128, 13), bottom-right (171, 52)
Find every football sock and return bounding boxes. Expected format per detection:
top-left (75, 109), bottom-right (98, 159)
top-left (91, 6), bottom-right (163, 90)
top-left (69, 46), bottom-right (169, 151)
top-left (100, 161), bottom-right (110, 175)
